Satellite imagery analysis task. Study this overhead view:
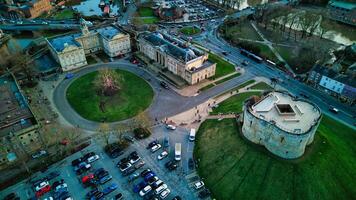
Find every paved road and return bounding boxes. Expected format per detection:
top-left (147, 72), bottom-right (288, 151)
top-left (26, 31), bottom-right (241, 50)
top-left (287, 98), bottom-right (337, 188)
top-left (53, 60), bottom-right (254, 131)
top-left (195, 19), bottom-right (356, 128)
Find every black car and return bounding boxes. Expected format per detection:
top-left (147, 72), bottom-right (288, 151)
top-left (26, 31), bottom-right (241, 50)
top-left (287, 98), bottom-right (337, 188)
top-left (114, 193), bottom-right (123, 200)
top-left (300, 93), bottom-right (310, 99)
top-left (52, 179), bottom-right (64, 189)
top-left (71, 158), bottom-right (82, 166)
top-left (122, 166), bottom-right (136, 176)
top-left (3, 193), bottom-right (19, 200)
top-left (198, 188), bottom-right (211, 198)
top-left (165, 160), bottom-right (178, 171)
top-left (146, 140), bottom-right (158, 149)
top-left (140, 168), bottom-right (152, 177)
top-left (160, 81), bottom-right (169, 89)
top-left (105, 146), bottom-right (123, 158)
top-left (46, 171), bottom-right (60, 180)
top-left (94, 168), bottom-right (105, 177)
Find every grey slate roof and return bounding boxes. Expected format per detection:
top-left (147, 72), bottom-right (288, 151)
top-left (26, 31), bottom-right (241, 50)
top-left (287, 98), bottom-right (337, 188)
top-left (49, 35), bottom-right (81, 52)
top-left (97, 26), bottom-right (122, 40)
top-left (143, 32), bottom-right (200, 62)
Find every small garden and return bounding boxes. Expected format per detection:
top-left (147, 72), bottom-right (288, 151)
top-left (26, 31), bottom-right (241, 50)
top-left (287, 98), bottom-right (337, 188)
top-left (180, 26), bottom-right (201, 35)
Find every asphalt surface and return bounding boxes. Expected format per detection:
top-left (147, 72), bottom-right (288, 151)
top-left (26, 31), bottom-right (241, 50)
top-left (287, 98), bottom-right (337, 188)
top-left (0, 125), bottom-right (200, 200)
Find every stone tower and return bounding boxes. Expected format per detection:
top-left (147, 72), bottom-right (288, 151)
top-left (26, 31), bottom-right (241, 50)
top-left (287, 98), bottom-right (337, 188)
top-left (80, 18), bottom-right (90, 35)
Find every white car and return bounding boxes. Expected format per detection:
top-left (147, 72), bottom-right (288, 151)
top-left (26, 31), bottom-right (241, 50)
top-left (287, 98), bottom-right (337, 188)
top-left (194, 181), bottom-right (205, 189)
top-left (155, 184), bottom-right (168, 194)
top-left (32, 150), bottom-right (47, 159)
top-left (166, 124), bottom-right (176, 130)
top-left (160, 188), bottom-right (171, 199)
top-left (87, 155), bottom-right (100, 163)
top-left (139, 185), bottom-right (152, 196)
top-left (35, 181), bottom-right (49, 192)
top-left (55, 183), bottom-right (67, 192)
top-left (158, 151), bottom-right (168, 160)
top-left (151, 144), bottom-right (162, 153)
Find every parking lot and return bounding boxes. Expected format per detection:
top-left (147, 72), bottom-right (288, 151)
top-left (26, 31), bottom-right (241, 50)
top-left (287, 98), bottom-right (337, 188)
top-left (0, 124), bottom-right (208, 200)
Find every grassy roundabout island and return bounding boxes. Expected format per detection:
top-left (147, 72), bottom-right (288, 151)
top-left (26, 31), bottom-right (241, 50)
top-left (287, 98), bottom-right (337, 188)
top-left (180, 26), bottom-right (201, 35)
top-left (194, 117), bottom-right (356, 199)
top-left (66, 69), bottom-right (154, 122)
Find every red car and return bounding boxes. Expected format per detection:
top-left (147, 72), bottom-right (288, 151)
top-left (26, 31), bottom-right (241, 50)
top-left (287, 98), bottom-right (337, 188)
top-left (35, 185), bottom-right (51, 198)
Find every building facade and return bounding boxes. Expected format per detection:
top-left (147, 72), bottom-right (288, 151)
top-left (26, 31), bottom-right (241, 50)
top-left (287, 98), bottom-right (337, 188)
top-left (21, 0), bottom-right (53, 18)
top-left (328, 0), bottom-right (356, 26)
top-left (319, 75), bottom-right (345, 94)
top-left (47, 21), bottom-right (131, 71)
top-left (242, 91), bottom-right (321, 159)
top-left (138, 32), bottom-right (216, 85)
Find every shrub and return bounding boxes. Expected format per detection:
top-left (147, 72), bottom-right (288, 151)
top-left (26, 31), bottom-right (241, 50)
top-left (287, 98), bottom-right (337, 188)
top-left (133, 127), bottom-right (151, 139)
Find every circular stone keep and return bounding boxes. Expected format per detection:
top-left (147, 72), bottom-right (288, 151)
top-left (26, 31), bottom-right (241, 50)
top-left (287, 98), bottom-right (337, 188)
top-left (66, 69), bottom-right (154, 122)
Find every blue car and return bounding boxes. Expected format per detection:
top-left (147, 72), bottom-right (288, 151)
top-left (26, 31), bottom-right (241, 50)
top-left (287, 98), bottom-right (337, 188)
top-left (99, 175), bottom-right (112, 185)
top-left (133, 181), bottom-right (147, 193)
top-left (144, 172), bottom-right (156, 182)
top-left (103, 183), bottom-right (118, 195)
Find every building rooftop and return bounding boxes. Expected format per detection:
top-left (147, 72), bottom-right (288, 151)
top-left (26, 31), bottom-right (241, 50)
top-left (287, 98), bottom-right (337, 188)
top-left (143, 32), bottom-right (203, 62)
top-left (0, 74), bottom-right (37, 137)
top-left (96, 26), bottom-right (124, 40)
top-left (48, 35), bottom-right (81, 52)
top-left (249, 91), bottom-right (321, 134)
top-left (329, 1), bottom-right (356, 10)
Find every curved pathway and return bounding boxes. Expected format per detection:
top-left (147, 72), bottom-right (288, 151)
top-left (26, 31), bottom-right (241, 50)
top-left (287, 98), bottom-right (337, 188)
top-left (53, 60), bottom-right (254, 131)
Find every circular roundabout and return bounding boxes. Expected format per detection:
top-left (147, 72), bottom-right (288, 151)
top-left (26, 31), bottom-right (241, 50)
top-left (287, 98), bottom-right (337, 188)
top-left (66, 69), bottom-right (153, 122)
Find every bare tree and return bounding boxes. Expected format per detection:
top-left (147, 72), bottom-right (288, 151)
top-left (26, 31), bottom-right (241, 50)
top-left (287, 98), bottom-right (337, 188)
top-left (98, 123), bottom-right (111, 145)
top-left (94, 68), bottom-right (123, 96)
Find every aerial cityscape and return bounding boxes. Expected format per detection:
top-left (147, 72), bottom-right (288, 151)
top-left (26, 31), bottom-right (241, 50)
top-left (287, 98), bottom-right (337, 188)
top-left (0, 0), bottom-right (355, 199)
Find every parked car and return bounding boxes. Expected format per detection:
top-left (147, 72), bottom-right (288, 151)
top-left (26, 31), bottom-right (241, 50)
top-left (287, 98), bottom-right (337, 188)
top-left (71, 158), bottom-right (82, 166)
top-left (87, 155), bottom-right (100, 163)
top-left (103, 183), bottom-right (118, 195)
top-left (54, 183), bottom-right (67, 192)
top-left (128, 172), bottom-right (140, 182)
top-left (147, 140), bottom-right (158, 149)
top-left (144, 172), bottom-right (156, 182)
top-left (134, 160), bottom-right (145, 169)
top-left (194, 181), bottom-right (205, 190)
top-left (165, 160), bottom-right (178, 171)
top-left (140, 169), bottom-right (152, 177)
top-left (151, 144), bottom-right (162, 153)
top-left (172, 196), bottom-right (182, 200)
top-left (188, 158), bottom-right (195, 170)
top-left (133, 181), bottom-right (148, 193)
top-left (129, 151), bottom-right (140, 164)
top-left (158, 151), bottom-right (168, 160)
top-left (329, 106), bottom-right (339, 114)
top-left (152, 179), bottom-right (163, 189)
top-left (154, 184), bottom-right (167, 195)
top-left (139, 185), bottom-right (152, 197)
top-left (147, 176), bottom-right (159, 185)
top-left (32, 150), bottom-right (47, 159)
top-left (160, 189), bottom-right (170, 199)
top-left (82, 152), bottom-right (95, 161)
top-left (122, 166), bottom-right (136, 176)
top-left (114, 193), bottom-right (123, 200)
top-left (3, 193), bottom-right (20, 200)
top-left (35, 181), bottom-right (49, 192)
top-left (99, 174), bottom-right (112, 185)
top-left (35, 185), bottom-right (51, 198)
top-left (123, 134), bottom-right (135, 143)
top-left (163, 137), bottom-right (169, 148)
top-left (242, 60), bottom-right (249, 66)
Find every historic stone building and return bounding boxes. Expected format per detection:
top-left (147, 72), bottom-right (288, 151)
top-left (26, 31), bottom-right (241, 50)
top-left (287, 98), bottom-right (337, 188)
top-left (138, 32), bottom-right (216, 85)
top-left (0, 73), bottom-right (41, 169)
top-left (242, 91), bottom-right (322, 159)
top-left (20, 0), bottom-right (53, 18)
top-left (47, 20), bottom-right (131, 71)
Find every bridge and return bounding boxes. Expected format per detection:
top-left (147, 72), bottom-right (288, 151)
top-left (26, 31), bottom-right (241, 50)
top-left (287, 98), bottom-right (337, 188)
top-left (0, 18), bottom-right (85, 31)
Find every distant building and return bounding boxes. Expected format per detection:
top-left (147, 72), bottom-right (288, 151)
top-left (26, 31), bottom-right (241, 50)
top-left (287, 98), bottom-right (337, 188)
top-left (0, 73), bottom-right (41, 169)
top-left (242, 91), bottom-right (322, 159)
top-left (20, 0), bottom-right (53, 18)
top-left (138, 32), bottom-right (216, 85)
top-left (307, 65), bottom-right (356, 105)
top-left (328, 0), bottom-right (356, 26)
top-left (47, 20), bottom-right (131, 71)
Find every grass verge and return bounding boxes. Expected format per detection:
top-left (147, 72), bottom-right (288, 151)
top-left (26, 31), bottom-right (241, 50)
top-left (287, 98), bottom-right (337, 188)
top-left (250, 81), bottom-right (273, 90)
top-left (215, 73), bottom-right (241, 85)
top-left (194, 116), bottom-right (356, 200)
top-left (208, 53), bottom-right (235, 79)
top-left (211, 92), bottom-right (261, 114)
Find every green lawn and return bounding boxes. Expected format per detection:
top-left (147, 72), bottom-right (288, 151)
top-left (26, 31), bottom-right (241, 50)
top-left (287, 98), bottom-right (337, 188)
top-left (138, 7), bottom-right (155, 17)
top-left (66, 69), bottom-right (154, 122)
top-left (250, 81), bottom-right (273, 90)
top-left (222, 21), bottom-right (262, 41)
top-left (214, 80), bottom-right (256, 99)
top-left (194, 117), bottom-right (356, 200)
top-left (208, 53), bottom-right (235, 79)
top-left (141, 17), bottom-right (158, 24)
top-left (180, 26), bottom-right (201, 35)
top-left (211, 92), bottom-right (261, 114)
top-left (215, 73), bottom-right (241, 85)
top-left (53, 9), bottom-right (74, 20)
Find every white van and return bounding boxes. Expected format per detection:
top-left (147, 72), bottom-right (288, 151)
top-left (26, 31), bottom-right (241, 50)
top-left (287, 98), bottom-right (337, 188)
top-left (189, 129), bottom-right (196, 141)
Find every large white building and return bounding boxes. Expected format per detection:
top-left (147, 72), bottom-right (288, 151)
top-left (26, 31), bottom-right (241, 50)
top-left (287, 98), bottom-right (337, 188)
top-left (47, 20), bottom-right (131, 71)
top-left (138, 32), bottom-right (216, 85)
top-left (242, 91), bottom-right (322, 159)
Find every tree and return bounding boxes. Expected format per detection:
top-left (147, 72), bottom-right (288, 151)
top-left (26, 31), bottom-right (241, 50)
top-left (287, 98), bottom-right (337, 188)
top-left (98, 123), bottom-right (111, 145)
top-left (8, 53), bottom-right (37, 87)
top-left (93, 68), bottom-right (123, 96)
